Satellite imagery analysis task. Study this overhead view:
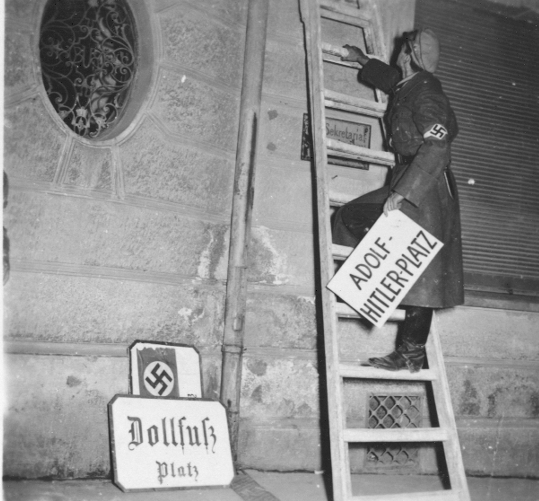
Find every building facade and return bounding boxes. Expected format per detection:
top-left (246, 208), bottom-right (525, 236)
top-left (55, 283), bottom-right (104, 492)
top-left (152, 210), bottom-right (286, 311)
top-left (4, 0), bottom-right (539, 480)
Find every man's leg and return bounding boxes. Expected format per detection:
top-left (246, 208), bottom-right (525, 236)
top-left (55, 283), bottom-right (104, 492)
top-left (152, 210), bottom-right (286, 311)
top-left (368, 306), bottom-right (433, 372)
top-left (332, 188), bottom-right (388, 247)
top-left (331, 186), bottom-right (435, 373)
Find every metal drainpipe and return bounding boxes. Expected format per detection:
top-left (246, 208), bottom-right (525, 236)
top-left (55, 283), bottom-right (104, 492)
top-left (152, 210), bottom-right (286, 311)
top-left (220, 0), bottom-right (268, 463)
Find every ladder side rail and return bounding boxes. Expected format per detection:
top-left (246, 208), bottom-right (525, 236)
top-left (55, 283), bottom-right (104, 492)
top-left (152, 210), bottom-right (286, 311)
top-left (361, 2), bottom-right (389, 106)
top-left (364, 1), bottom-right (394, 169)
top-left (427, 317), bottom-right (472, 501)
top-left (300, 1), bottom-right (351, 499)
top-left (367, 1), bottom-right (389, 62)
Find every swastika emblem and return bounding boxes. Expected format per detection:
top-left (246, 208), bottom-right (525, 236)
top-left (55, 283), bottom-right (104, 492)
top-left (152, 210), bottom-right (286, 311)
top-left (424, 123), bottom-right (448, 140)
top-left (143, 361), bottom-right (175, 396)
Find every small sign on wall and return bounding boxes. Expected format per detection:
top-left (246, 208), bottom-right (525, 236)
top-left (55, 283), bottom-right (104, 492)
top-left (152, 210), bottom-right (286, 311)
top-left (301, 113), bottom-right (371, 169)
top-left (129, 341), bottom-right (202, 399)
top-left (108, 395), bottom-right (235, 491)
top-left (327, 211), bottom-right (443, 327)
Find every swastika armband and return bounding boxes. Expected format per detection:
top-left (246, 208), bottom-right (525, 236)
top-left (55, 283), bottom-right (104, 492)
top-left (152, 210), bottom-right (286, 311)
top-left (423, 124), bottom-right (448, 140)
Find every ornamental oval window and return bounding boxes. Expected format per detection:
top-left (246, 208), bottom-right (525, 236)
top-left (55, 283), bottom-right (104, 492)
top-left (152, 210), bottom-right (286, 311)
top-left (39, 0), bottom-right (138, 140)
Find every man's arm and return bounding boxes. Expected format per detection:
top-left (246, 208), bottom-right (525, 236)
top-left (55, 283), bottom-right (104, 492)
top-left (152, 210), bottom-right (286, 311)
top-left (393, 86), bottom-right (455, 207)
top-left (341, 45), bottom-right (400, 94)
top-left (383, 192), bottom-right (404, 216)
top-left (342, 45), bottom-right (370, 65)
top-left (341, 45), bottom-right (402, 214)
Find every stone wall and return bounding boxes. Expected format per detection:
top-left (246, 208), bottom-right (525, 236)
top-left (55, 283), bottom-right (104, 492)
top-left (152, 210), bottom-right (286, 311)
top-left (3, 0), bottom-right (246, 478)
top-left (3, 0), bottom-right (538, 480)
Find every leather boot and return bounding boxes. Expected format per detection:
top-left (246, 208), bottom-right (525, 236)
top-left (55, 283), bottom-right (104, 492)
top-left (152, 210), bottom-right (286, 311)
top-left (368, 306), bottom-right (432, 373)
top-left (368, 338), bottom-right (426, 373)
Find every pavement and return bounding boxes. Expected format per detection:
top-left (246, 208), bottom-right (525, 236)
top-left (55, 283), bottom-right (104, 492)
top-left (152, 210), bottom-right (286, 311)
top-left (3, 470), bottom-right (539, 501)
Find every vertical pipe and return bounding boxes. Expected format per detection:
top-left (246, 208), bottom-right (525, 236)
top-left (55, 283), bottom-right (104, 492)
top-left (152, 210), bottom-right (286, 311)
top-left (220, 0), bottom-right (268, 463)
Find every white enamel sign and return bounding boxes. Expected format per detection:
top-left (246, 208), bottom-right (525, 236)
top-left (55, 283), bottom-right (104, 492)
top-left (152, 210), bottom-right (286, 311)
top-left (108, 396), bottom-right (234, 491)
top-left (327, 210), bottom-right (443, 327)
top-left (129, 341), bottom-right (202, 398)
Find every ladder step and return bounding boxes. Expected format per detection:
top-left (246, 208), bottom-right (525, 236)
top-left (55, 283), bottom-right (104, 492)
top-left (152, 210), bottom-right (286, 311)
top-left (320, 0), bottom-right (372, 22)
top-left (322, 42), bottom-right (353, 59)
top-left (339, 363), bottom-right (437, 381)
top-left (325, 89), bottom-right (387, 117)
top-left (332, 243), bottom-right (353, 259)
top-left (321, 43), bottom-right (361, 69)
top-left (336, 302), bottom-right (406, 322)
top-left (343, 427), bottom-right (449, 443)
top-left (327, 139), bottom-right (395, 166)
top-left (350, 489), bottom-right (461, 501)
top-left (329, 191), bottom-right (354, 207)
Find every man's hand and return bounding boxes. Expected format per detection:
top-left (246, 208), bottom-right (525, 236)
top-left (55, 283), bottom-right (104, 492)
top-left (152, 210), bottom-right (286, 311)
top-left (342, 45), bottom-right (369, 65)
top-left (383, 192), bottom-right (404, 216)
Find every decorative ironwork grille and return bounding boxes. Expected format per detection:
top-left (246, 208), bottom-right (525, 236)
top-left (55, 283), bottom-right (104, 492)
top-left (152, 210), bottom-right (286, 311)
top-left (39, 0), bottom-right (137, 139)
top-left (366, 394), bottom-right (422, 469)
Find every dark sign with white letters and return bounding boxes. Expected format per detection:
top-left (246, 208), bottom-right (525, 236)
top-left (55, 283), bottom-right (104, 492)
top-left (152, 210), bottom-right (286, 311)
top-left (301, 113), bottom-right (371, 169)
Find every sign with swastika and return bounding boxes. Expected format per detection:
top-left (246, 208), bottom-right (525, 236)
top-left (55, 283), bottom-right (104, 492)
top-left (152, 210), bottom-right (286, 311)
top-left (129, 341), bottom-right (202, 399)
top-left (143, 361), bottom-right (175, 397)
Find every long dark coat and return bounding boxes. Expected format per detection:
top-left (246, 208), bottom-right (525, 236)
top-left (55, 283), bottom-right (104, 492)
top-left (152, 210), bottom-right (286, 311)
top-left (333, 59), bottom-right (464, 308)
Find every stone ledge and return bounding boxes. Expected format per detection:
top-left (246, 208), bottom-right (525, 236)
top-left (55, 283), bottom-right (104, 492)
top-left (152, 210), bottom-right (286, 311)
top-left (5, 339), bottom-right (539, 370)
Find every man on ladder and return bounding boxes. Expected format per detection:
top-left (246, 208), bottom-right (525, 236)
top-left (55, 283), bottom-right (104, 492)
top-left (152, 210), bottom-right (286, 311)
top-left (333, 29), bottom-right (464, 373)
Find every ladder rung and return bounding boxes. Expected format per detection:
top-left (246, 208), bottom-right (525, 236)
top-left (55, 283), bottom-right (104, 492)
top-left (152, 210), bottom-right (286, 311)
top-left (320, 0), bottom-right (372, 23)
top-left (322, 42), bottom-right (350, 59)
top-left (321, 45), bottom-right (384, 71)
top-left (327, 139), bottom-right (395, 166)
top-left (320, 7), bottom-right (371, 29)
top-left (339, 363), bottom-right (437, 381)
top-left (350, 489), bottom-right (461, 501)
top-left (329, 191), bottom-right (354, 207)
top-left (321, 43), bottom-right (360, 69)
top-left (336, 302), bottom-right (406, 322)
top-left (343, 427), bottom-right (449, 443)
top-left (325, 89), bottom-right (387, 117)
top-left (332, 243), bottom-right (353, 259)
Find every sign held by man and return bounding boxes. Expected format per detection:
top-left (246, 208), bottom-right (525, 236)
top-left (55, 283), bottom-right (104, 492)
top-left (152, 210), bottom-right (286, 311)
top-left (328, 210), bottom-right (443, 327)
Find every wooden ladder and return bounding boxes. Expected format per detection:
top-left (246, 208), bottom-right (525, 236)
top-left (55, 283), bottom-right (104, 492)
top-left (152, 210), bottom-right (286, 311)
top-left (299, 1), bottom-right (471, 500)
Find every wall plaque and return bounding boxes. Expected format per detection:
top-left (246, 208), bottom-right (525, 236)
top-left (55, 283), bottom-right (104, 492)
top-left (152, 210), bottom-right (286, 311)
top-left (327, 210), bottom-right (443, 327)
top-left (129, 341), bottom-right (202, 398)
top-left (108, 395), bottom-right (234, 491)
top-left (301, 113), bottom-right (371, 169)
